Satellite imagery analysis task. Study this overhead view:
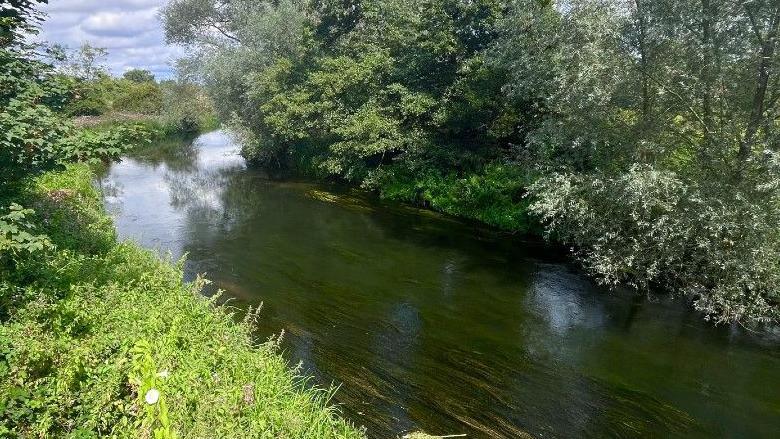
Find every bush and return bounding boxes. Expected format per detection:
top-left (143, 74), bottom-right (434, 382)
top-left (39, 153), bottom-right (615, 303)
top-left (378, 163), bottom-right (536, 232)
top-left (0, 97), bottom-right (74, 185)
top-left (112, 80), bottom-right (163, 114)
top-left (67, 77), bottom-right (164, 117)
top-left (159, 81), bottom-right (218, 135)
top-left (0, 204), bottom-right (51, 269)
top-left (529, 164), bottom-right (780, 325)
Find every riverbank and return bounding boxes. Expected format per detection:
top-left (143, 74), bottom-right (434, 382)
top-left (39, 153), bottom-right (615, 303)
top-left (0, 163), bottom-right (364, 438)
top-left (244, 147), bottom-right (541, 236)
top-left (73, 112), bottom-right (220, 139)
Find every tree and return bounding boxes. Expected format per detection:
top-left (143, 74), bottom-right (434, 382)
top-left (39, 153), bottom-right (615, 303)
top-left (123, 68), bottom-right (155, 83)
top-left (162, 0), bottom-right (780, 324)
top-left (0, 0), bottom-right (47, 48)
top-left (493, 0), bottom-right (780, 325)
top-left (49, 42), bottom-right (109, 80)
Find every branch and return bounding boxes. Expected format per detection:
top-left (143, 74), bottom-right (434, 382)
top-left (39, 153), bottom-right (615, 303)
top-left (744, 3), bottom-right (765, 46)
top-left (205, 17), bottom-right (240, 44)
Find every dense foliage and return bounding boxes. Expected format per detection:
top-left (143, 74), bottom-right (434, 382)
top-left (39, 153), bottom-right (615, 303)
top-left (0, 165), bottom-right (363, 438)
top-left (1, 3), bottom-right (362, 437)
top-left (163, 0), bottom-right (532, 230)
top-left (1, 12), bottom-right (156, 187)
top-left (164, 0), bottom-right (780, 326)
top-left (48, 42), bottom-right (218, 134)
top-left (508, 0), bottom-right (780, 325)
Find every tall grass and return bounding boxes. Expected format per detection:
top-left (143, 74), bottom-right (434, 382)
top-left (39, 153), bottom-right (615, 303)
top-left (0, 164), bottom-right (364, 438)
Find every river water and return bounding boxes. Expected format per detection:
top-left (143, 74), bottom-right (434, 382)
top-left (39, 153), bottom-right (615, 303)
top-left (98, 131), bottom-right (780, 438)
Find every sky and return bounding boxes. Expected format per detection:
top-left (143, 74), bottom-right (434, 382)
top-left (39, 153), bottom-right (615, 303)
top-left (39, 0), bottom-right (182, 79)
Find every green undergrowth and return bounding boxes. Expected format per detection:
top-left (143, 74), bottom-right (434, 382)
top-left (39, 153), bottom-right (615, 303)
top-left (0, 164), bottom-right (364, 438)
top-left (375, 163), bottom-right (539, 233)
top-left (77, 115), bottom-right (220, 141)
top-left (274, 153), bottom-right (541, 234)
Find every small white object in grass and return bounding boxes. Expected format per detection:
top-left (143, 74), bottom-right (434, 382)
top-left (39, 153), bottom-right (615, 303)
top-left (145, 388), bottom-right (160, 405)
top-left (157, 370), bottom-right (169, 378)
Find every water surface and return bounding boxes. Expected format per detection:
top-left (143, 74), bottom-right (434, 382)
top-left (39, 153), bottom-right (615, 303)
top-left (99, 131), bottom-right (780, 438)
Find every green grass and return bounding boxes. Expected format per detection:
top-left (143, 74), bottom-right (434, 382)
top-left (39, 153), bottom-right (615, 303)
top-left (378, 163), bottom-right (540, 233)
top-left (0, 164), bottom-right (364, 438)
top-left (74, 112), bottom-right (220, 139)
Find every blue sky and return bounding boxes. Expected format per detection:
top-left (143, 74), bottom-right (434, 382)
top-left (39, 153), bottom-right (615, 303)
top-left (40, 0), bottom-right (181, 79)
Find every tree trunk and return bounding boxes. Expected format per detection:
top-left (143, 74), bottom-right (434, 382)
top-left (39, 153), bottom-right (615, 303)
top-left (739, 6), bottom-right (780, 162)
top-left (700, 0), bottom-right (714, 151)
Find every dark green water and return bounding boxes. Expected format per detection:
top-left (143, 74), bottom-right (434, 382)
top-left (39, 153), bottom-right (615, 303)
top-left (99, 131), bottom-right (780, 438)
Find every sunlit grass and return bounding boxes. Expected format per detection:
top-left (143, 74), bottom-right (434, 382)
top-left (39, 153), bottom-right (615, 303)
top-left (0, 164), bottom-right (364, 438)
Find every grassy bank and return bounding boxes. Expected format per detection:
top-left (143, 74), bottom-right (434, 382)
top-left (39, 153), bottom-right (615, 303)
top-left (0, 164), bottom-right (364, 438)
top-left (74, 112), bottom-right (220, 139)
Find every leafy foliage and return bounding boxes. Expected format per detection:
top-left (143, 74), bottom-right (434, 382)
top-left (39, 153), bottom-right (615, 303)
top-left (505, 0), bottom-right (780, 326)
top-left (1, 37), bottom-right (154, 187)
top-left (0, 165), bottom-right (365, 438)
top-left (158, 80), bottom-right (218, 135)
top-left (123, 68), bottom-right (155, 83)
top-left (0, 1), bottom-right (47, 49)
top-left (163, 0), bottom-right (780, 325)
top-left (0, 204), bottom-right (50, 260)
top-left (529, 165), bottom-right (780, 324)
top-left (162, 0), bottom-right (519, 182)
top-left (0, 93), bottom-right (73, 183)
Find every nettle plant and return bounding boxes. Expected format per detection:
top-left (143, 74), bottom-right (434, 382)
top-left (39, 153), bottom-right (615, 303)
top-left (0, 204), bottom-right (51, 256)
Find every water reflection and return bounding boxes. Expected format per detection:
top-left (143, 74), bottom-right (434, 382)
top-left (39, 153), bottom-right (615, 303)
top-left (100, 131), bottom-right (780, 438)
top-left (529, 264), bottom-right (607, 335)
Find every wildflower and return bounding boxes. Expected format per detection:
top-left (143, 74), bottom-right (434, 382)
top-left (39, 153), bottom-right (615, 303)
top-left (145, 388), bottom-right (160, 405)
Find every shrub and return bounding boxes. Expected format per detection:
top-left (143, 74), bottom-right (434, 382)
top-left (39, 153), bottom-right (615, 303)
top-left (529, 164), bottom-right (780, 325)
top-left (378, 163), bottom-right (536, 232)
top-left (0, 97), bottom-right (73, 184)
top-left (159, 81), bottom-right (217, 135)
top-left (112, 80), bottom-right (163, 114)
top-left (0, 204), bottom-right (51, 267)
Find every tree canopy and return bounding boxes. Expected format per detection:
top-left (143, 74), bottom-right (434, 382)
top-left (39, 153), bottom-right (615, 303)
top-left (123, 68), bottom-right (156, 83)
top-left (161, 0), bottom-right (780, 326)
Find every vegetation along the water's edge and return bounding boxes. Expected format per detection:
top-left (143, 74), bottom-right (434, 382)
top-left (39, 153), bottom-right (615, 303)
top-left (3, 0), bottom-right (780, 437)
top-left (1, 2), bottom-right (363, 436)
top-left (1, 164), bottom-right (364, 438)
top-left (163, 0), bottom-right (780, 327)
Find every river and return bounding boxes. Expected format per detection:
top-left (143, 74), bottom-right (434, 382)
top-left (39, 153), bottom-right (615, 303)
top-left (97, 130), bottom-right (780, 438)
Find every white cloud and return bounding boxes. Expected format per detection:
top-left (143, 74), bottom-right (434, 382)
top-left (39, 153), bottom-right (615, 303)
top-left (39, 0), bottom-right (181, 79)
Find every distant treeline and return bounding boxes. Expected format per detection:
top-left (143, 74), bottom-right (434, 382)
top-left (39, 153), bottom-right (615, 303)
top-left (46, 42), bottom-right (217, 134)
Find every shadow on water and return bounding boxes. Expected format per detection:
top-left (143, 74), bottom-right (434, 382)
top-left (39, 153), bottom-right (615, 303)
top-left (99, 130), bottom-right (780, 439)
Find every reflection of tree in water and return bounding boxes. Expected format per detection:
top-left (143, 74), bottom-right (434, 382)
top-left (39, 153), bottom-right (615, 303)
top-left (529, 264), bottom-right (608, 336)
top-left (129, 135), bottom-right (200, 172)
top-left (163, 162), bottom-right (255, 235)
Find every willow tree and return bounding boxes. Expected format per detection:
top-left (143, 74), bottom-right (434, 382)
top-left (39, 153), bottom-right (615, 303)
top-left (496, 0), bottom-right (780, 325)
